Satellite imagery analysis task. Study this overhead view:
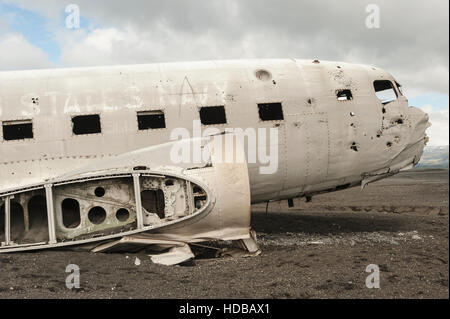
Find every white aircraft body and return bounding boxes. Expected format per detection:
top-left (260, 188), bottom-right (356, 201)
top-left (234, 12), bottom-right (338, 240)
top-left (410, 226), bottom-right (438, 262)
top-left (0, 59), bottom-right (429, 262)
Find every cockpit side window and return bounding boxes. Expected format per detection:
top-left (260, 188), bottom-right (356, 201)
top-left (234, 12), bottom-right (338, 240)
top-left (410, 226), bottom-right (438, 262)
top-left (373, 80), bottom-right (398, 104)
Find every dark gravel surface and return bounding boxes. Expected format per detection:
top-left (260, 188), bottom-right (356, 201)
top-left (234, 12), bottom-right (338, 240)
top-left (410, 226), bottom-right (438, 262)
top-left (0, 169), bottom-right (448, 299)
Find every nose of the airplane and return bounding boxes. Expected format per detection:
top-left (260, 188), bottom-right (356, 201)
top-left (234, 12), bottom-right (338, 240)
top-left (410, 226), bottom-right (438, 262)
top-left (409, 106), bottom-right (431, 147)
top-left (397, 106), bottom-right (431, 169)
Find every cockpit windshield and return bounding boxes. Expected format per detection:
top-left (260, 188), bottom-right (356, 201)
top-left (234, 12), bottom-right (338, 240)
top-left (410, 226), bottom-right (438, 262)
top-left (373, 80), bottom-right (398, 104)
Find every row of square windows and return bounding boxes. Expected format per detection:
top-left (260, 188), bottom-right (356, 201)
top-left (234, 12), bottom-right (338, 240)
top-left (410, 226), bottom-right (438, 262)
top-left (1, 103), bottom-right (284, 141)
top-left (1, 80), bottom-right (400, 142)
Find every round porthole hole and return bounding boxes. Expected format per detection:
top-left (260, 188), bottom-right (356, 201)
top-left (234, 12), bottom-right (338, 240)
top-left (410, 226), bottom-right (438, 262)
top-left (95, 187), bottom-right (105, 197)
top-left (116, 208), bottom-right (130, 222)
top-left (88, 206), bottom-right (106, 224)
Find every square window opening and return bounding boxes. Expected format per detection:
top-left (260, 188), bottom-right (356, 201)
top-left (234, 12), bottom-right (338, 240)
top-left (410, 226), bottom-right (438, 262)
top-left (336, 89), bottom-right (353, 101)
top-left (2, 120), bottom-right (33, 141)
top-left (72, 115), bottom-right (101, 135)
top-left (138, 110), bottom-right (166, 130)
top-left (199, 106), bottom-right (227, 125)
top-left (258, 102), bottom-right (284, 121)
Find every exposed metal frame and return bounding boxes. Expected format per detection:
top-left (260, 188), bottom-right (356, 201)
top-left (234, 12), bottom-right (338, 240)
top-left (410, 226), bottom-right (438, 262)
top-left (0, 170), bottom-right (216, 252)
top-left (1, 196), bottom-right (12, 246)
top-left (132, 173), bottom-right (144, 229)
top-left (45, 184), bottom-right (57, 244)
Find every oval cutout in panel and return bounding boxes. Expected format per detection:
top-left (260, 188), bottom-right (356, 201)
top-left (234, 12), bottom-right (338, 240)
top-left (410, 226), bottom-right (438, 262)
top-left (62, 198), bottom-right (81, 228)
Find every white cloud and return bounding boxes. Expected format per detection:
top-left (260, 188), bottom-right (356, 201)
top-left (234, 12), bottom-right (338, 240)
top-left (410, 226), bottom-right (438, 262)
top-left (1, 0), bottom-right (448, 149)
top-left (419, 104), bottom-right (434, 114)
top-left (56, 25), bottom-right (264, 67)
top-left (0, 33), bottom-right (53, 70)
top-left (57, 27), bottom-right (165, 66)
top-left (31, 0), bottom-right (450, 95)
top-left (420, 105), bottom-right (449, 146)
top-left (3, 0), bottom-right (448, 95)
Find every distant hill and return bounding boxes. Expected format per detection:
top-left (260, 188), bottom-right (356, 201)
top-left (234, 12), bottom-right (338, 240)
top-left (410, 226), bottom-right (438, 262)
top-left (416, 145), bottom-right (449, 169)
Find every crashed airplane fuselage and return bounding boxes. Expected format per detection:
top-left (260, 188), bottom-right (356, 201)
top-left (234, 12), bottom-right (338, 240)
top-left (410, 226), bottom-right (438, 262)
top-left (0, 59), bottom-right (430, 258)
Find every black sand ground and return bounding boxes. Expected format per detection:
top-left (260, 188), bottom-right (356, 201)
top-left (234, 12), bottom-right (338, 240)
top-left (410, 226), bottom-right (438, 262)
top-left (0, 169), bottom-right (448, 299)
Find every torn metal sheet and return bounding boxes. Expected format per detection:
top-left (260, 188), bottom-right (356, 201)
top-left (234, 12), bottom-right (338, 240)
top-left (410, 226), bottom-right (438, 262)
top-left (149, 244), bottom-right (195, 266)
top-left (90, 236), bottom-right (187, 253)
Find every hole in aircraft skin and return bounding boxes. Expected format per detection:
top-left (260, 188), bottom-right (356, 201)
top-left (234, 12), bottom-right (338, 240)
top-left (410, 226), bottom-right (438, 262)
top-left (2, 120), bottom-right (34, 141)
top-left (24, 195), bottom-right (49, 243)
top-left (141, 190), bottom-right (165, 219)
top-left (336, 89), bottom-right (353, 101)
top-left (255, 70), bottom-right (272, 81)
top-left (72, 114), bottom-right (101, 135)
top-left (88, 207), bottom-right (107, 225)
top-left (165, 180), bottom-right (174, 187)
top-left (350, 142), bottom-right (359, 152)
top-left (116, 209), bottom-right (130, 222)
top-left (95, 187), bottom-right (105, 197)
top-left (199, 106), bottom-right (227, 125)
top-left (258, 103), bottom-right (284, 121)
top-left (137, 110), bottom-right (166, 130)
top-left (0, 201), bottom-right (25, 243)
top-left (62, 198), bottom-right (81, 229)
top-left (192, 186), bottom-right (208, 210)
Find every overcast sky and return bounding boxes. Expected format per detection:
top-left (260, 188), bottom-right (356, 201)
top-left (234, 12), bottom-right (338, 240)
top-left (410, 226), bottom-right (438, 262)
top-left (0, 0), bottom-right (448, 145)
